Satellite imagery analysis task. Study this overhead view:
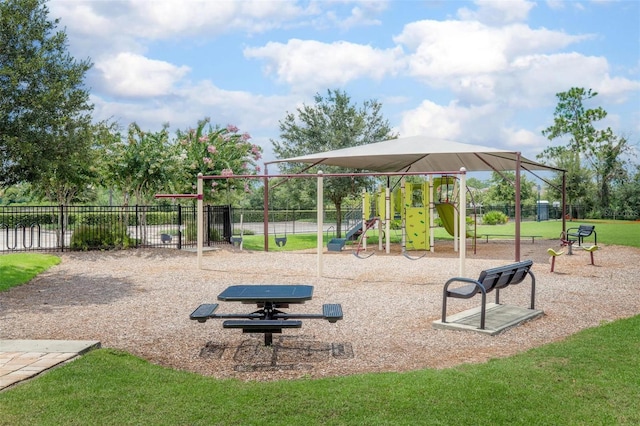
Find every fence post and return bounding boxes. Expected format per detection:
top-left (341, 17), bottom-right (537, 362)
top-left (135, 205), bottom-right (139, 244)
top-left (60, 204), bottom-right (65, 252)
top-left (177, 204), bottom-right (183, 250)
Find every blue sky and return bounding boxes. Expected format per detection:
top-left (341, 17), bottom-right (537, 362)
top-left (49, 0), bottom-right (639, 169)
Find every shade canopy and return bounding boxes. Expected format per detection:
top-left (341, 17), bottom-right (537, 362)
top-left (267, 135), bottom-right (563, 174)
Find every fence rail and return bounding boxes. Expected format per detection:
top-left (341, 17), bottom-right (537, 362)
top-left (0, 205), bottom-right (232, 253)
top-left (2, 203), bottom-right (636, 253)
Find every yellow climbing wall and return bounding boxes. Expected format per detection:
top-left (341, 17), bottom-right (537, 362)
top-left (404, 182), bottom-right (430, 250)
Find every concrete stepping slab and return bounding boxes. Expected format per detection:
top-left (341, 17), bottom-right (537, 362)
top-left (432, 303), bottom-right (544, 335)
top-left (0, 340), bottom-right (100, 391)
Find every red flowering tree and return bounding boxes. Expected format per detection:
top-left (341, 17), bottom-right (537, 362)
top-left (175, 117), bottom-right (262, 203)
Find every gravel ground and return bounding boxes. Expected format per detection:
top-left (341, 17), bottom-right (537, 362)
top-left (1, 241), bottom-right (639, 381)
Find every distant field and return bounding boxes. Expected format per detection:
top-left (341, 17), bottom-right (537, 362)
top-left (240, 219), bottom-right (639, 250)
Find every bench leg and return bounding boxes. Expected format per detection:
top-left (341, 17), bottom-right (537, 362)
top-left (480, 293), bottom-right (486, 330)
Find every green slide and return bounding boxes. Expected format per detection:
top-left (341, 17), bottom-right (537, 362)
top-left (436, 203), bottom-right (474, 238)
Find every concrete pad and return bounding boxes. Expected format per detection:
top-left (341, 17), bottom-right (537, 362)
top-left (0, 340), bottom-right (101, 391)
top-left (0, 340), bottom-right (101, 354)
top-left (432, 303), bottom-right (544, 335)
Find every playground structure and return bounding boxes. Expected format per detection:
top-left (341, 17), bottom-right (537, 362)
top-left (156, 169), bottom-right (471, 277)
top-left (352, 175), bottom-right (477, 259)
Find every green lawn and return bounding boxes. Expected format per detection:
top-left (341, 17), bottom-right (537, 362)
top-left (0, 316), bottom-right (638, 425)
top-left (1, 224), bottom-right (639, 425)
top-left (241, 219), bottom-right (640, 251)
top-left (0, 253), bottom-right (60, 292)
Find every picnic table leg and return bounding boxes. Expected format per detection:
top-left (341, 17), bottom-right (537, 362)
top-left (264, 332), bottom-right (273, 346)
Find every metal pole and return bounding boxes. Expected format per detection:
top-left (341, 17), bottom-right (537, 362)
top-left (537, 184), bottom-right (541, 222)
top-left (459, 168), bottom-right (466, 276)
top-left (197, 173), bottom-right (203, 270)
top-left (264, 164), bottom-right (269, 252)
top-left (515, 154), bottom-right (522, 262)
top-left (317, 171), bottom-right (323, 278)
top-left (385, 185), bottom-right (391, 254)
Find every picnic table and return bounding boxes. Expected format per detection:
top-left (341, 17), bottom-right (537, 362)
top-left (190, 285), bottom-right (343, 345)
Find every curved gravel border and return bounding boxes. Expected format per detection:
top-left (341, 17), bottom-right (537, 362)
top-left (1, 241), bottom-right (638, 381)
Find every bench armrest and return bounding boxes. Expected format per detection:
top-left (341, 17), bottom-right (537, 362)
top-left (443, 277), bottom-right (486, 298)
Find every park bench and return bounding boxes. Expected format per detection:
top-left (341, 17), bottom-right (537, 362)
top-left (566, 225), bottom-right (596, 246)
top-left (441, 260), bottom-right (536, 330)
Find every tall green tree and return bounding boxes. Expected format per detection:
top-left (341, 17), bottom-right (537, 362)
top-left (272, 89), bottom-right (396, 237)
top-left (485, 171), bottom-right (537, 206)
top-left (0, 0), bottom-right (93, 185)
top-left (542, 150), bottom-right (594, 218)
top-left (538, 88), bottom-right (632, 214)
top-left (28, 120), bottom-right (105, 205)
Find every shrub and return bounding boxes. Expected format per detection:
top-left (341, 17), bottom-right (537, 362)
top-left (70, 225), bottom-right (136, 251)
top-left (482, 210), bottom-right (509, 225)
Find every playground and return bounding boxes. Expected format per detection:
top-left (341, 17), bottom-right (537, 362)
top-left (1, 241), bottom-right (639, 381)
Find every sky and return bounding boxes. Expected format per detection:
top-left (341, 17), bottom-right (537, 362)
top-left (48, 0), bottom-right (640, 172)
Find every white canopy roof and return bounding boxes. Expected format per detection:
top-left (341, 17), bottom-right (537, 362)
top-left (268, 135), bottom-right (563, 173)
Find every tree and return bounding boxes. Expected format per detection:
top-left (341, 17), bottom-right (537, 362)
top-left (610, 163), bottom-right (640, 219)
top-left (485, 171), bottom-right (536, 207)
top-left (542, 150), bottom-right (593, 218)
top-left (106, 123), bottom-right (180, 207)
top-left (538, 88), bottom-right (632, 215)
top-left (28, 120), bottom-right (120, 205)
top-left (0, 0), bottom-right (93, 185)
top-left (272, 89), bottom-right (396, 237)
top-left (174, 118), bottom-right (262, 204)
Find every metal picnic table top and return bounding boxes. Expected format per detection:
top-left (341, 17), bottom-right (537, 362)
top-left (217, 284), bottom-right (314, 304)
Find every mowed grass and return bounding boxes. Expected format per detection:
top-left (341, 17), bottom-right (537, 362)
top-left (241, 219), bottom-right (640, 250)
top-left (0, 253), bottom-right (60, 292)
top-left (0, 316), bottom-right (638, 425)
top-left (0, 222), bottom-right (638, 425)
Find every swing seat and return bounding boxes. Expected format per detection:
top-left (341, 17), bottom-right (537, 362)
top-left (328, 238), bottom-right (347, 252)
top-left (275, 237), bottom-right (287, 247)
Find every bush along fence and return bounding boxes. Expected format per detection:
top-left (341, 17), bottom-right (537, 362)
top-left (0, 204), bottom-right (232, 253)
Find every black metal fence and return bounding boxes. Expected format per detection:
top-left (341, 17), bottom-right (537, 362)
top-left (0, 204), bottom-right (232, 253)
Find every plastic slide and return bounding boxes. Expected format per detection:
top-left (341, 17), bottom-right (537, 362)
top-left (436, 203), bottom-right (474, 238)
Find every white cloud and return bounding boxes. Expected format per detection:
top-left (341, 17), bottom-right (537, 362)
top-left (507, 53), bottom-right (640, 108)
top-left (95, 53), bottom-right (190, 98)
top-left (51, 0), bottom-right (313, 42)
top-left (395, 20), bottom-right (591, 83)
top-left (244, 39), bottom-right (404, 91)
top-left (398, 100), bottom-right (498, 141)
top-left (500, 127), bottom-right (545, 149)
top-left (332, 2), bottom-right (388, 30)
top-left (457, 0), bottom-right (536, 25)
top-left (397, 99), bottom-right (549, 156)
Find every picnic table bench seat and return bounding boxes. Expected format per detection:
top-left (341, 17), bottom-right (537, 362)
top-left (441, 260), bottom-right (536, 329)
top-left (566, 225), bottom-right (596, 246)
top-left (189, 303), bottom-right (219, 322)
top-left (222, 319), bottom-right (303, 333)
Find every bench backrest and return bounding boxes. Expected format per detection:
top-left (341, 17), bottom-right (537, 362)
top-left (578, 225), bottom-right (595, 236)
top-left (476, 260), bottom-right (533, 292)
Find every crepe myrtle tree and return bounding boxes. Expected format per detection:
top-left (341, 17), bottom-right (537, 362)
top-left (175, 117), bottom-right (262, 204)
